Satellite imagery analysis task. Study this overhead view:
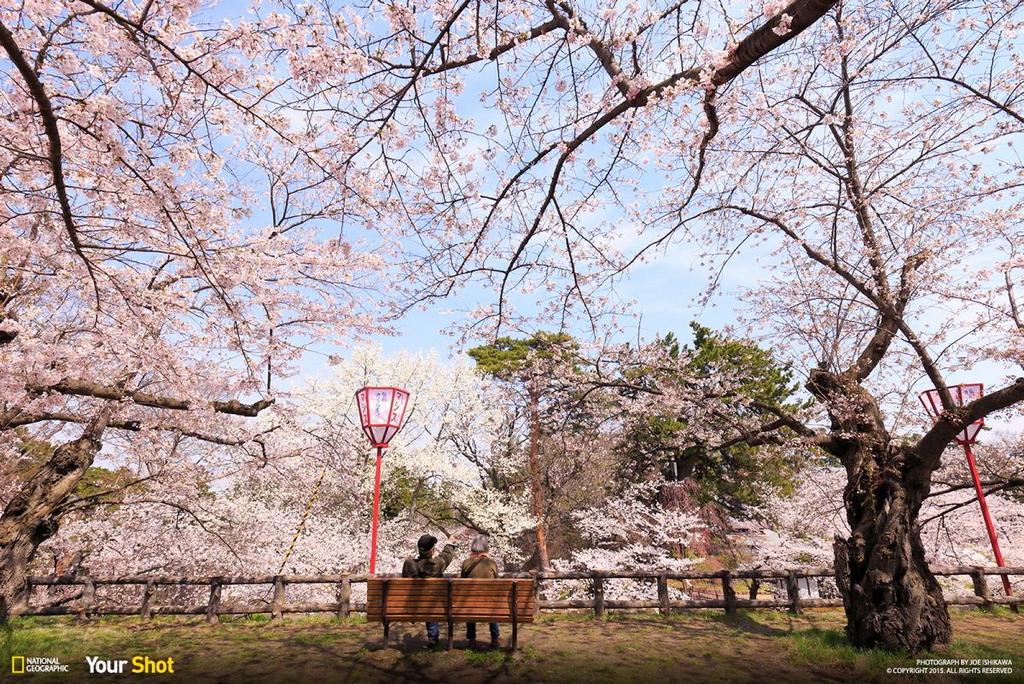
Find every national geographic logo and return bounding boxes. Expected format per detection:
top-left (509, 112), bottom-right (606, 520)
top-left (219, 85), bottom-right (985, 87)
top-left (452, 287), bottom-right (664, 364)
top-left (11, 656), bottom-right (70, 674)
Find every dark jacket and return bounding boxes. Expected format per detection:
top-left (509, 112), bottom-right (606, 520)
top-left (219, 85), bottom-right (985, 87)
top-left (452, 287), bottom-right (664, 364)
top-left (402, 543), bottom-right (457, 578)
top-left (460, 553), bottom-right (499, 579)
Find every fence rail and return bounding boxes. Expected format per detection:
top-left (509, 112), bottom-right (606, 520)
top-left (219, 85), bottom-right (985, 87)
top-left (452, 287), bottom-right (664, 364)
top-left (14, 565), bottom-right (1023, 622)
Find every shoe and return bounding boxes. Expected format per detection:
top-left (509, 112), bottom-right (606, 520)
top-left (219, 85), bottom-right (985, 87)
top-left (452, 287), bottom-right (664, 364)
top-left (425, 638), bottom-right (439, 650)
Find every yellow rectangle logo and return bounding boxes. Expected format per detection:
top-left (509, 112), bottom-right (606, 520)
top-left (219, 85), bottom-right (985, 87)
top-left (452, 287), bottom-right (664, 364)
top-left (11, 656), bottom-right (25, 674)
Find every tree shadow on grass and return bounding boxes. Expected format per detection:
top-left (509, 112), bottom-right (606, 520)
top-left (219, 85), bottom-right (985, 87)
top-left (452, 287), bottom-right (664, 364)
top-left (296, 627), bottom-right (521, 684)
top-left (710, 613), bottom-right (793, 637)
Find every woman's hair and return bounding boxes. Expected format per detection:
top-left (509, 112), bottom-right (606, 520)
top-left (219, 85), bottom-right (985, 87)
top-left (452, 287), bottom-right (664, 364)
top-left (470, 534), bottom-right (490, 554)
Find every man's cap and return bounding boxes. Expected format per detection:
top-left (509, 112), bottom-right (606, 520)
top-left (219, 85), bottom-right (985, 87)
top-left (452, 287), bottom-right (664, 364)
top-left (417, 534), bottom-right (438, 551)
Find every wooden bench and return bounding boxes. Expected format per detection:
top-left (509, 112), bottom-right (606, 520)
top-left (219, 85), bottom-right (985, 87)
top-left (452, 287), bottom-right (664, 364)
top-left (366, 577), bottom-right (536, 650)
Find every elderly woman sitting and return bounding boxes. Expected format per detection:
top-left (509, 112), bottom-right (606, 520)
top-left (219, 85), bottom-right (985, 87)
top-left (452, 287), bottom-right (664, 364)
top-left (460, 534), bottom-right (501, 649)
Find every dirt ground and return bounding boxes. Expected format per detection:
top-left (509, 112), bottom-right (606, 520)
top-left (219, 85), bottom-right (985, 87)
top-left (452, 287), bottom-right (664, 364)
top-left (3, 608), bottom-right (1022, 683)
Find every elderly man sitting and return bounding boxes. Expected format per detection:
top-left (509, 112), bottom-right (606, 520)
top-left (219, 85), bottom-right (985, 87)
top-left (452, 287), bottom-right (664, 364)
top-left (402, 534), bottom-right (457, 649)
top-left (461, 534), bottom-right (501, 649)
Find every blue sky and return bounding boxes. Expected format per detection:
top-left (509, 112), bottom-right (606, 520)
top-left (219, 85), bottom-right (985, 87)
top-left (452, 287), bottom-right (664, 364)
top-left (294, 246), bottom-right (740, 379)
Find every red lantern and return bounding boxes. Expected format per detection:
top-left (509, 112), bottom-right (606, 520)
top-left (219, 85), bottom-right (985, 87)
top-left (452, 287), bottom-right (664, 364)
top-left (919, 383), bottom-right (1013, 598)
top-left (355, 386), bottom-right (410, 448)
top-left (355, 386), bottom-right (411, 574)
top-left (919, 383), bottom-right (984, 445)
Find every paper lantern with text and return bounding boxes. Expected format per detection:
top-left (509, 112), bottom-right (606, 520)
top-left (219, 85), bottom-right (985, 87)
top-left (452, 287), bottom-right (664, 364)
top-left (355, 386), bottom-right (410, 448)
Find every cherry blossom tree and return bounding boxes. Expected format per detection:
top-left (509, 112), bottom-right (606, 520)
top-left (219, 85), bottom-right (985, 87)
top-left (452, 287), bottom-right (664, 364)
top-left (554, 480), bottom-right (705, 601)
top-left (0, 0), bottom-right (389, 621)
top-left (683, 5), bottom-right (1024, 650)
top-left (299, 345), bottom-right (535, 553)
top-left (736, 463), bottom-right (848, 591)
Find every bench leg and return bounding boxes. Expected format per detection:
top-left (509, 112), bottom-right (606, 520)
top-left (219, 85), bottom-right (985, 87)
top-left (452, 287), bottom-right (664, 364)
top-left (447, 619), bottom-right (453, 651)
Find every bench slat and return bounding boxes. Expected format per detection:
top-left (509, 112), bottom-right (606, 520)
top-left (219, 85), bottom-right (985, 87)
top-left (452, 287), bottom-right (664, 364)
top-left (368, 606), bottom-right (536, 616)
top-left (367, 603), bottom-right (535, 613)
top-left (366, 585), bottom-right (528, 593)
top-left (366, 595), bottom-right (535, 605)
top-left (367, 607), bottom-right (535, 616)
top-left (367, 590), bottom-right (535, 597)
top-left (370, 615), bottom-right (534, 623)
top-left (367, 586), bottom-right (532, 595)
top-left (367, 613), bottom-right (536, 622)
top-left (367, 582), bottom-right (530, 587)
top-left (367, 602), bottom-right (536, 612)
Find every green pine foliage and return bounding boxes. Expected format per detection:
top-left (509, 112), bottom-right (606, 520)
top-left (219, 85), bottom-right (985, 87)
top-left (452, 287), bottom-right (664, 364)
top-left (618, 323), bottom-right (805, 511)
top-left (467, 332), bottom-right (577, 380)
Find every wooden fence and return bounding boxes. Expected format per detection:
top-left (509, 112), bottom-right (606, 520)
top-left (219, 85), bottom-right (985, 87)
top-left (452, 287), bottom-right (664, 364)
top-left (14, 566), bottom-right (1022, 623)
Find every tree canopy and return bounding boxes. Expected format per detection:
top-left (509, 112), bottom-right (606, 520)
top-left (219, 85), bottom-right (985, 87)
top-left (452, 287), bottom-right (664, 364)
top-left (617, 323), bottom-right (803, 509)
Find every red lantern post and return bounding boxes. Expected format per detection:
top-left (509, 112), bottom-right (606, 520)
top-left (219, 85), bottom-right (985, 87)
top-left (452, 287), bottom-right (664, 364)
top-left (355, 386), bottom-right (410, 575)
top-left (920, 383), bottom-right (1013, 598)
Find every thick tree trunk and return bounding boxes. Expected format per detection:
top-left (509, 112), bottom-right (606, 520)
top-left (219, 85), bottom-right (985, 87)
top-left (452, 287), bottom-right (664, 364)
top-left (833, 467), bottom-right (951, 652)
top-left (527, 386), bottom-right (549, 570)
top-left (809, 370), bottom-right (950, 652)
top-left (0, 422), bottom-right (105, 622)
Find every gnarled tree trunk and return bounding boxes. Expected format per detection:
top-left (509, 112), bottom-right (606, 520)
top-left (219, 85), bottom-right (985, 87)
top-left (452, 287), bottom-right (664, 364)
top-left (832, 457), bottom-right (950, 651)
top-left (810, 370), bottom-right (951, 652)
top-left (0, 422), bottom-right (105, 622)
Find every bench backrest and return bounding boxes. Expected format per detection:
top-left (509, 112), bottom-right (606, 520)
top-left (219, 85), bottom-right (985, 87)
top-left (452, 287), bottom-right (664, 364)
top-left (366, 578), bottom-right (536, 623)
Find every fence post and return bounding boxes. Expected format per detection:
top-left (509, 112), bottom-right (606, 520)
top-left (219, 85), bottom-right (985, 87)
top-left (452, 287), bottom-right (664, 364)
top-left (657, 573), bottom-right (670, 616)
top-left (337, 577), bottom-right (351, 619)
top-left (206, 578), bottom-right (223, 625)
top-left (722, 571), bottom-right (737, 615)
top-left (13, 579), bottom-right (30, 616)
top-left (141, 581), bottom-right (155, 619)
top-left (970, 566), bottom-right (992, 610)
top-left (748, 578), bottom-right (761, 601)
top-left (271, 576), bottom-right (286, 620)
top-left (78, 577), bottom-right (96, 620)
top-left (785, 571), bottom-right (801, 614)
top-left (593, 576), bottom-right (605, 618)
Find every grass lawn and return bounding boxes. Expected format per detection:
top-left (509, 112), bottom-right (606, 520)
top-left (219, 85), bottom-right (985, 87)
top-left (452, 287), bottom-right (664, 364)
top-left (2, 608), bottom-right (1022, 683)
